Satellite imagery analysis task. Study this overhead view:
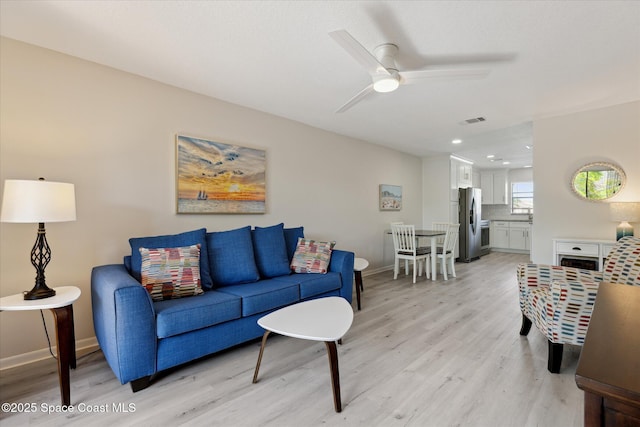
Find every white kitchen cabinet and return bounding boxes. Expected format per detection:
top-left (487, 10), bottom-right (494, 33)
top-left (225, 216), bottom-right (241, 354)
top-left (458, 164), bottom-right (473, 188)
top-left (450, 157), bottom-right (474, 201)
top-left (493, 172), bottom-right (507, 205)
top-left (480, 170), bottom-right (508, 205)
top-left (491, 221), bottom-right (530, 252)
top-left (509, 222), bottom-right (531, 251)
top-left (480, 172), bottom-right (493, 204)
top-left (491, 221), bottom-right (510, 249)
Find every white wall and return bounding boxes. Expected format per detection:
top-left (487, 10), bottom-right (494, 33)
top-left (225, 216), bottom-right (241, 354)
top-left (421, 155), bottom-right (452, 226)
top-left (532, 100), bottom-right (640, 264)
top-left (0, 38), bottom-right (422, 364)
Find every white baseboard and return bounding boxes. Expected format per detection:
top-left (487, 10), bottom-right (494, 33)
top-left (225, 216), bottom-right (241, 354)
top-left (0, 337), bottom-right (99, 371)
top-left (360, 265), bottom-right (393, 276)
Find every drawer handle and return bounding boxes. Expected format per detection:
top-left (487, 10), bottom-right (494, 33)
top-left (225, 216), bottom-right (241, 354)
top-left (572, 247), bottom-right (582, 251)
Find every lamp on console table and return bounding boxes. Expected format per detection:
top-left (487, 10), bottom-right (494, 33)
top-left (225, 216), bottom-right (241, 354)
top-left (1, 178), bottom-right (76, 300)
top-left (609, 202), bottom-right (640, 241)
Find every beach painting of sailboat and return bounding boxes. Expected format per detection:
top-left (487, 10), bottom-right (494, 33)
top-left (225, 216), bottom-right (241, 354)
top-left (176, 135), bottom-right (266, 214)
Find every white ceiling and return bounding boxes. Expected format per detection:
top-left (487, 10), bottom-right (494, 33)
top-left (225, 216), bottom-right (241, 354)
top-left (2, 1), bottom-right (639, 169)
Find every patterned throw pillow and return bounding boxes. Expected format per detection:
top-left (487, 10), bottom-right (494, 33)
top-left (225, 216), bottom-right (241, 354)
top-left (129, 228), bottom-right (213, 290)
top-left (139, 244), bottom-right (204, 301)
top-left (290, 238), bottom-right (335, 274)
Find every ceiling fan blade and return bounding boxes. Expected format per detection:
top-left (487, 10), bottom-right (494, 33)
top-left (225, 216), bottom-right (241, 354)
top-left (336, 84), bottom-right (375, 113)
top-left (329, 29), bottom-right (390, 77)
top-left (400, 68), bottom-right (490, 84)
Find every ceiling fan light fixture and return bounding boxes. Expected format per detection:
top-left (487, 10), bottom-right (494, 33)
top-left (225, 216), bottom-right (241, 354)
top-left (373, 73), bottom-right (400, 93)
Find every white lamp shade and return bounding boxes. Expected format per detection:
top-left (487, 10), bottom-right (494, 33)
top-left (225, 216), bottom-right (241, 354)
top-left (1, 179), bottom-right (76, 223)
top-left (610, 202), bottom-right (640, 223)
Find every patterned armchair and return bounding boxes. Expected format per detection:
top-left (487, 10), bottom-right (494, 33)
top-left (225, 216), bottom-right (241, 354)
top-left (517, 236), bottom-right (640, 373)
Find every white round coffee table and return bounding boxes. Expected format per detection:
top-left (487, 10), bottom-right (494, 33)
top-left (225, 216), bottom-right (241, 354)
top-left (252, 296), bottom-right (354, 412)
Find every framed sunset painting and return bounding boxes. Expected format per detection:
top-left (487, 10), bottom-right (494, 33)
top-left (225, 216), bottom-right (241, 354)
top-left (176, 135), bottom-right (266, 214)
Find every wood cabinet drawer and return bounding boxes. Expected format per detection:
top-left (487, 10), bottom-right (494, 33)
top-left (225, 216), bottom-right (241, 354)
top-left (493, 221), bottom-right (510, 227)
top-left (556, 242), bottom-right (599, 256)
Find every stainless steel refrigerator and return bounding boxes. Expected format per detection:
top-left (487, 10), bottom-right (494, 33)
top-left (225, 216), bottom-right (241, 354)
top-left (458, 188), bottom-right (482, 262)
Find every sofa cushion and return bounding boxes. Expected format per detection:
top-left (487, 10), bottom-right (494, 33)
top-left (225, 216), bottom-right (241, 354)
top-left (283, 226), bottom-right (305, 262)
top-left (139, 245), bottom-right (204, 301)
top-left (273, 272), bottom-right (342, 299)
top-left (154, 290), bottom-right (242, 339)
top-left (217, 279), bottom-right (300, 317)
top-left (130, 228), bottom-right (213, 290)
top-left (206, 226), bottom-right (260, 287)
top-left (252, 223), bottom-right (290, 278)
top-left (290, 238), bottom-right (335, 274)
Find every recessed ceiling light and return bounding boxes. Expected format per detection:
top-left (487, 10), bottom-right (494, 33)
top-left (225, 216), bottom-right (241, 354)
top-left (524, 165), bottom-right (532, 168)
top-left (525, 145), bottom-right (533, 150)
top-left (452, 139), bottom-right (462, 144)
top-left (486, 154), bottom-right (495, 158)
top-left (503, 161), bottom-right (510, 165)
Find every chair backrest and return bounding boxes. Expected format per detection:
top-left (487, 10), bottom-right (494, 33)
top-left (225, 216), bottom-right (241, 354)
top-left (602, 236), bottom-right (640, 285)
top-left (390, 222), bottom-right (402, 251)
top-left (432, 222), bottom-right (450, 245)
top-left (391, 224), bottom-right (417, 255)
top-left (442, 223), bottom-right (460, 254)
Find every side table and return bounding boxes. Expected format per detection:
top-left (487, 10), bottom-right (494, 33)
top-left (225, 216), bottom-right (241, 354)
top-left (0, 286), bottom-right (81, 406)
top-left (353, 257), bottom-right (369, 311)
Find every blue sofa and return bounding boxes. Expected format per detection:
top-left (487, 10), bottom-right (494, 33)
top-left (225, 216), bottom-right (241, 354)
top-left (91, 224), bottom-right (354, 392)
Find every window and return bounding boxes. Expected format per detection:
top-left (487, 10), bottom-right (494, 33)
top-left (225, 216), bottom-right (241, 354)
top-left (511, 182), bottom-right (533, 214)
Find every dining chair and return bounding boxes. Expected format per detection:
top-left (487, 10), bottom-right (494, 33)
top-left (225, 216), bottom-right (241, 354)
top-left (431, 222), bottom-right (450, 248)
top-left (434, 223), bottom-right (460, 281)
top-left (389, 222), bottom-right (408, 275)
top-left (391, 224), bottom-right (431, 284)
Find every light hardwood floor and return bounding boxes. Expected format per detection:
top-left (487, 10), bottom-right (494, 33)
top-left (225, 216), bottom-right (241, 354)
top-left (0, 252), bottom-right (584, 426)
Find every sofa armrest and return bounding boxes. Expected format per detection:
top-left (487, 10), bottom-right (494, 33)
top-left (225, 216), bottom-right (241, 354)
top-left (91, 264), bottom-right (157, 384)
top-left (328, 249), bottom-right (355, 303)
top-left (516, 263), bottom-right (603, 311)
top-left (547, 279), bottom-right (600, 345)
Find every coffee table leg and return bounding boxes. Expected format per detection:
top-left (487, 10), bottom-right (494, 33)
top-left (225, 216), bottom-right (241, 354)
top-left (324, 341), bottom-right (342, 412)
top-left (252, 331), bottom-right (271, 383)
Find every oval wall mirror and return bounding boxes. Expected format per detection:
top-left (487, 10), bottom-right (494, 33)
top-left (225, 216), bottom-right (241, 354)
top-left (571, 162), bottom-right (626, 202)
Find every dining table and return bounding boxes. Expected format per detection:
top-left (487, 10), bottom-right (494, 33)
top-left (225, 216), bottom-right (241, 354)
top-left (387, 229), bottom-right (447, 281)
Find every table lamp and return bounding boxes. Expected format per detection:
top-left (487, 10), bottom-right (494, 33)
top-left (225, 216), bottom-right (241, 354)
top-left (1, 178), bottom-right (76, 300)
top-left (609, 202), bottom-right (640, 241)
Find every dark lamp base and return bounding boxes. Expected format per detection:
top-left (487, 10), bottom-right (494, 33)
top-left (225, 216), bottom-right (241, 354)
top-left (24, 286), bottom-right (56, 300)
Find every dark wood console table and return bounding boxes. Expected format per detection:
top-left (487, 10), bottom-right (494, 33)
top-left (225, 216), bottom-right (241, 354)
top-left (575, 282), bottom-right (640, 427)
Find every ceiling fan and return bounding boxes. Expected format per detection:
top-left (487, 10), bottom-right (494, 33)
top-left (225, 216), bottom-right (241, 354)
top-left (329, 29), bottom-right (491, 113)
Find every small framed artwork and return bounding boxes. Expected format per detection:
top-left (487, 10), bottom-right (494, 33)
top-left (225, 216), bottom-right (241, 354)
top-left (379, 184), bottom-right (402, 211)
top-left (176, 135), bottom-right (266, 214)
